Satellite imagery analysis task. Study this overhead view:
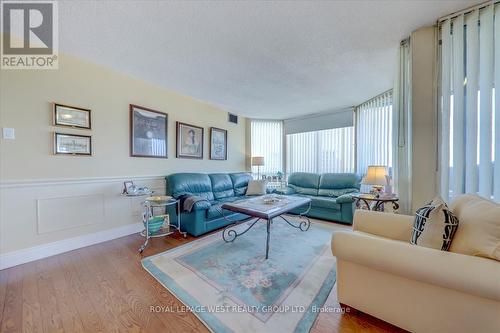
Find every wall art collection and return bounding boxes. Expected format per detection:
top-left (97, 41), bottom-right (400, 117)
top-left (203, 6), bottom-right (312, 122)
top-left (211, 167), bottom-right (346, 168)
top-left (51, 102), bottom-right (229, 160)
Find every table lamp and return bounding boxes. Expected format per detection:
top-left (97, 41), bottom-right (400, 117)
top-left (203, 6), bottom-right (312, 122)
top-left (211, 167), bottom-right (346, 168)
top-left (251, 156), bottom-right (265, 178)
top-left (362, 165), bottom-right (388, 197)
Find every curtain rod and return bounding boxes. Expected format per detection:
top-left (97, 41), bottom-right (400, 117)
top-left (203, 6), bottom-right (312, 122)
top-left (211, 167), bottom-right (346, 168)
top-left (437, 0), bottom-right (497, 24)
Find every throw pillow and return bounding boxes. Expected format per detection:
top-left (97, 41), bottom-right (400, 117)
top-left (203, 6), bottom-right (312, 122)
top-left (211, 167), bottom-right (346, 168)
top-left (411, 196), bottom-right (459, 251)
top-left (449, 194), bottom-right (500, 261)
top-left (246, 180), bottom-right (267, 196)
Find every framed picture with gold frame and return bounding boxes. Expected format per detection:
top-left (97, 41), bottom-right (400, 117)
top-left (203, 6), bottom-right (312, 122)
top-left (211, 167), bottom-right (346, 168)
top-left (53, 103), bottom-right (91, 129)
top-left (54, 132), bottom-right (92, 156)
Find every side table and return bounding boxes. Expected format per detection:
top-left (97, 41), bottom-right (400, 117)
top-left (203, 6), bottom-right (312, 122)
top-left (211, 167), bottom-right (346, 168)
top-left (351, 194), bottom-right (399, 212)
top-left (139, 197), bottom-right (187, 253)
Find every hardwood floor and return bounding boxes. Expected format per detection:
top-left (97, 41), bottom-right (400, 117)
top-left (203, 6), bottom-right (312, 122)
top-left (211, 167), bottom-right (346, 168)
top-left (0, 229), bottom-right (405, 333)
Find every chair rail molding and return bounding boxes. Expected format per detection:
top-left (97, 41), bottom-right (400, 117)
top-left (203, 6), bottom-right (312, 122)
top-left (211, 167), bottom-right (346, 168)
top-left (0, 175), bottom-right (166, 269)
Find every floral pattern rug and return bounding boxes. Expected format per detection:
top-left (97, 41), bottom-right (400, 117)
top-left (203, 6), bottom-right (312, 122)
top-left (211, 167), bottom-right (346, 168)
top-left (142, 218), bottom-right (338, 333)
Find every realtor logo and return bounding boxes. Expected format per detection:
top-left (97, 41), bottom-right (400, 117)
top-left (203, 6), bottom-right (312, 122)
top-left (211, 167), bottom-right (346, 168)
top-left (1, 0), bottom-right (58, 69)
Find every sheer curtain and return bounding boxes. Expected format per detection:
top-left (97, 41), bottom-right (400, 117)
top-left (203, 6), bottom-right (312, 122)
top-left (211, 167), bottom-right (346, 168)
top-left (355, 90), bottom-right (393, 176)
top-left (250, 120), bottom-right (283, 174)
top-left (286, 127), bottom-right (354, 174)
top-left (393, 38), bottom-right (412, 214)
top-left (439, 3), bottom-right (499, 202)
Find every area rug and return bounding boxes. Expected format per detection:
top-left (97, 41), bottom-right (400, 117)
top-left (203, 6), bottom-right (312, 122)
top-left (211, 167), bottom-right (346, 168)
top-left (142, 218), bottom-right (338, 333)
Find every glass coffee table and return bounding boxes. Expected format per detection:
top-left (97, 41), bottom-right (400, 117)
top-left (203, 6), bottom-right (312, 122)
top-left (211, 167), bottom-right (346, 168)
top-left (221, 195), bottom-right (312, 259)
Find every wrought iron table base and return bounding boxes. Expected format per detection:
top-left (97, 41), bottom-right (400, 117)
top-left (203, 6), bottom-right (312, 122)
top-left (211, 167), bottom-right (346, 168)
top-left (222, 203), bottom-right (311, 259)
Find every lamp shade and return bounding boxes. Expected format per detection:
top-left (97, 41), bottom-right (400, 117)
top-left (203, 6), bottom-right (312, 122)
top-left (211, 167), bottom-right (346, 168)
top-left (251, 156), bottom-right (265, 166)
top-left (362, 165), bottom-right (388, 186)
top-left (252, 156), bottom-right (264, 166)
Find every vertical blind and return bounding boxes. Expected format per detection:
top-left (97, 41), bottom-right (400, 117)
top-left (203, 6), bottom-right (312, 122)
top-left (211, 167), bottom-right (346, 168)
top-left (355, 90), bottom-right (394, 176)
top-left (286, 126), bottom-right (355, 174)
top-left (439, 2), bottom-right (499, 202)
top-left (250, 120), bottom-right (283, 174)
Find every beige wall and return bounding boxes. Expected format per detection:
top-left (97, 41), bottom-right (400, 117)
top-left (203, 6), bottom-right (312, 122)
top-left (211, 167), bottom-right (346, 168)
top-left (0, 54), bottom-right (247, 258)
top-left (0, 54), bottom-right (246, 181)
top-left (410, 26), bottom-right (438, 211)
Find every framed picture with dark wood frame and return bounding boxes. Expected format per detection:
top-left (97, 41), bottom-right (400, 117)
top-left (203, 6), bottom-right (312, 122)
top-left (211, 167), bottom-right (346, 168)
top-left (176, 122), bottom-right (204, 159)
top-left (210, 127), bottom-right (227, 160)
top-left (53, 103), bottom-right (91, 129)
top-left (130, 104), bottom-right (168, 158)
top-left (54, 132), bottom-right (92, 156)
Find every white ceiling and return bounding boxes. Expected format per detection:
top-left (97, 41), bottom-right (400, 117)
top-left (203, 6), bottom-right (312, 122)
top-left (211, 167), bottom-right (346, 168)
top-left (59, 0), bottom-right (481, 119)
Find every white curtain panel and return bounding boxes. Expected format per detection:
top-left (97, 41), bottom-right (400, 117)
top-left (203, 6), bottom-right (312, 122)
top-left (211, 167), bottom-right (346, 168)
top-left (250, 120), bottom-right (284, 174)
top-left (439, 2), bottom-right (499, 202)
top-left (355, 90), bottom-right (393, 176)
top-left (286, 127), bottom-right (354, 174)
top-left (392, 39), bottom-right (412, 214)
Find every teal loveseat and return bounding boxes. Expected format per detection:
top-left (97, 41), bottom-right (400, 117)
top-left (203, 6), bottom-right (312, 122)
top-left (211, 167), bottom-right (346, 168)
top-left (276, 172), bottom-right (361, 224)
top-left (165, 172), bottom-right (253, 236)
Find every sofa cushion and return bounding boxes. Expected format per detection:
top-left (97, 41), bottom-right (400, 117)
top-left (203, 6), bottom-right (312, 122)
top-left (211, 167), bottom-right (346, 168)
top-left (288, 172), bottom-right (320, 196)
top-left (318, 173), bottom-right (361, 196)
top-left (209, 174), bottom-right (235, 199)
top-left (166, 173), bottom-right (214, 201)
top-left (308, 196), bottom-right (341, 210)
top-left (318, 187), bottom-right (359, 197)
top-left (411, 196), bottom-right (459, 251)
top-left (450, 194), bottom-right (500, 261)
top-left (230, 173), bottom-right (253, 196)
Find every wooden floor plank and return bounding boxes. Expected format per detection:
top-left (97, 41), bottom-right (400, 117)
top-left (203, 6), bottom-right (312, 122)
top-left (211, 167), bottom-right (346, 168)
top-left (21, 263), bottom-right (43, 333)
top-left (82, 243), bottom-right (169, 332)
top-left (0, 224), bottom-right (405, 333)
top-left (0, 266), bottom-right (23, 333)
top-left (34, 259), bottom-right (65, 333)
top-left (66, 249), bottom-right (137, 332)
top-left (0, 265), bottom-right (8, 328)
top-left (56, 253), bottom-right (107, 333)
top-left (104, 236), bottom-right (209, 333)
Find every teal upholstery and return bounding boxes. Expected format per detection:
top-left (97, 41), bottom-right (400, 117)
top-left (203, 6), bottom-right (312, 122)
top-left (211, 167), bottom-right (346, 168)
top-left (166, 172), bottom-right (252, 236)
top-left (209, 174), bottom-right (235, 199)
top-left (230, 173), bottom-right (253, 196)
top-left (281, 172), bottom-right (361, 225)
top-left (287, 172), bottom-right (321, 195)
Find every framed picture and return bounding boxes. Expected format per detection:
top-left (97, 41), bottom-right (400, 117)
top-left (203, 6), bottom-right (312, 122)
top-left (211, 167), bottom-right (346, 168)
top-left (54, 133), bottom-right (92, 155)
top-left (53, 103), bottom-right (91, 129)
top-left (209, 127), bottom-right (227, 160)
top-left (130, 104), bottom-right (168, 158)
top-left (123, 181), bottom-right (134, 194)
top-left (176, 122), bottom-right (203, 159)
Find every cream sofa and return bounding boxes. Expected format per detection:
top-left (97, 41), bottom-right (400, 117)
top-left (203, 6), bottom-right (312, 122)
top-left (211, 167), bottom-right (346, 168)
top-left (331, 194), bottom-right (500, 333)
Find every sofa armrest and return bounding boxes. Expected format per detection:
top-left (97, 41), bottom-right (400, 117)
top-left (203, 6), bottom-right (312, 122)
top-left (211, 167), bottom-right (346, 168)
top-left (332, 231), bottom-right (500, 302)
top-left (191, 200), bottom-right (211, 211)
top-left (335, 194), bottom-right (355, 204)
top-left (274, 187), bottom-right (296, 195)
top-left (353, 210), bottom-right (414, 242)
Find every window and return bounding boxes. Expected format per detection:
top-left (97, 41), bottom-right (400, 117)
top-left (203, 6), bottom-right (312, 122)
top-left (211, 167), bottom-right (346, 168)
top-left (355, 90), bottom-right (393, 176)
top-left (286, 127), bottom-right (354, 174)
top-left (250, 120), bottom-right (283, 174)
top-left (439, 3), bottom-right (499, 202)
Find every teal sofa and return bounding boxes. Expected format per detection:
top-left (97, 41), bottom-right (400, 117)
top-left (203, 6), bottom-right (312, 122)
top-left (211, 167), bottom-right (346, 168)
top-left (276, 172), bottom-right (361, 224)
top-left (165, 172), bottom-right (253, 236)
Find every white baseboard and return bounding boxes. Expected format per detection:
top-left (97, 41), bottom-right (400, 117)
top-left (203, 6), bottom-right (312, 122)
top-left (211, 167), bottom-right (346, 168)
top-left (0, 223), bottom-right (143, 270)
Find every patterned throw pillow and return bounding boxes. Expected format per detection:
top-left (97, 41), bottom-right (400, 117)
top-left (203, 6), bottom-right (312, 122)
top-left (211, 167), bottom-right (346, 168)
top-left (411, 196), bottom-right (459, 251)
